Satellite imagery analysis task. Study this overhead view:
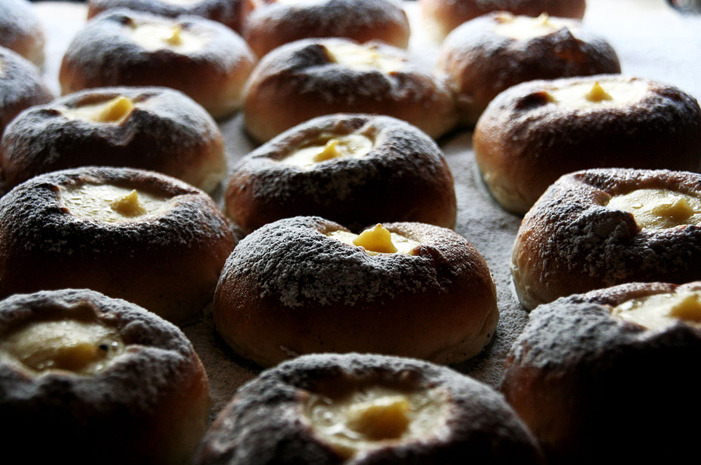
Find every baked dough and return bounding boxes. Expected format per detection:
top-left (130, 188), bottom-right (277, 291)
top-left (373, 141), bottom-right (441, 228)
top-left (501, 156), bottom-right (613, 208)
top-left (0, 0), bottom-right (46, 66)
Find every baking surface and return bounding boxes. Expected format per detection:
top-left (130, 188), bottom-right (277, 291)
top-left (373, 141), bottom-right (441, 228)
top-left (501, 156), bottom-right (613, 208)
top-left (32, 0), bottom-right (701, 418)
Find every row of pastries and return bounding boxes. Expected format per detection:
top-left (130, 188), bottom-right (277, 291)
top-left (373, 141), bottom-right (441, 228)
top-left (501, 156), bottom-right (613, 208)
top-left (1, 0), bottom-right (700, 464)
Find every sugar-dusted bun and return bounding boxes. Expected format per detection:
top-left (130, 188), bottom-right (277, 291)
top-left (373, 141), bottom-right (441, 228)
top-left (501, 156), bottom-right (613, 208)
top-left (437, 12), bottom-right (620, 127)
top-left (0, 47), bottom-right (53, 137)
top-left (1, 86), bottom-right (226, 193)
top-left (0, 288), bottom-right (211, 465)
top-left (242, 37), bottom-right (458, 143)
top-left (501, 281), bottom-right (701, 464)
top-left (225, 113), bottom-right (457, 234)
top-left (419, 0), bottom-right (586, 41)
top-left (0, 0), bottom-right (46, 66)
top-left (87, 0), bottom-right (255, 33)
top-left (59, 10), bottom-right (257, 120)
top-left (243, 0), bottom-right (410, 58)
top-left (511, 168), bottom-right (701, 310)
top-left (195, 353), bottom-right (545, 465)
top-left (474, 76), bottom-right (701, 214)
top-left (0, 166), bottom-right (237, 325)
top-left (214, 217), bottom-right (498, 367)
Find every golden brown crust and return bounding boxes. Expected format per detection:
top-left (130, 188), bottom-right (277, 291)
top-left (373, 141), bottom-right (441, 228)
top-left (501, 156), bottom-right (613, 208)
top-left (473, 76), bottom-right (701, 214)
top-left (419, 0), bottom-right (586, 41)
top-left (436, 12), bottom-right (620, 126)
top-left (0, 47), bottom-right (53, 138)
top-left (1, 86), bottom-right (226, 193)
top-left (500, 281), bottom-right (701, 464)
top-left (0, 0), bottom-right (46, 66)
top-left (243, 0), bottom-right (411, 58)
top-left (225, 113), bottom-right (457, 234)
top-left (213, 216), bottom-right (498, 367)
top-left (0, 166), bottom-right (237, 325)
top-left (242, 38), bottom-right (458, 143)
top-left (194, 353), bottom-right (545, 465)
top-left (511, 168), bottom-right (701, 310)
top-left (0, 288), bottom-right (210, 465)
top-left (59, 10), bottom-right (257, 120)
top-left (87, 0), bottom-right (255, 33)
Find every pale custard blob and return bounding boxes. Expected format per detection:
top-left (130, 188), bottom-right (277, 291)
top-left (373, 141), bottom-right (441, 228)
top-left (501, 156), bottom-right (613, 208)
top-left (61, 184), bottom-right (172, 223)
top-left (546, 79), bottom-right (649, 109)
top-left (325, 42), bottom-right (405, 73)
top-left (0, 58), bottom-right (6, 79)
top-left (304, 385), bottom-right (448, 458)
top-left (63, 95), bottom-right (135, 124)
top-left (606, 188), bottom-right (701, 229)
top-left (282, 134), bottom-right (374, 168)
top-left (128, 21), bottom-right (207, 54)
top-left (611, 290), bottom-right (701, 330)
top-left (329, 224), bottom-right (420, 255)
top-left (0, 319), bottom-right (125, 375)
top-left (493, 12), bottom-right (569, 40)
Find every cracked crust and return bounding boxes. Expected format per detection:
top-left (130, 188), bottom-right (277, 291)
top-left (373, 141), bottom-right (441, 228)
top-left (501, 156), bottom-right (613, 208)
top-left (225, 113), bottom-right (457, 234)
top-left (213, 216), bottom-right (498, 367)
top-left (194, 353), bottom-right (544, 465)
top-left (0, 166), bottom-right (237, 325)
top-left (59, 9), bottom-right (257, 119)
top-left (0, 288), bottom-right (210, 465)
top-left (500, 281), bottom-right (701, 464)
top-left (511, 168), bottom-right (701, 310)
top-left (1, 86), bottom-right (226, 193)
top-left (473, 75), bottom-right (701, 214)
top-left (242, 37), bottom-right (458, 143)
top-left (243, 0), bottom-right (410, 58)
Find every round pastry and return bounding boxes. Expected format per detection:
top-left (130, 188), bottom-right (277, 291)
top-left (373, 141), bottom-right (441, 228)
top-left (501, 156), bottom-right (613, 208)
top-left (0, 47), bottom-right (53, 136)
top-left (0, 0), bottom-right (46, 66)
top-left (242, 0), bottom-right (411, 58)
top-left (87, 0), bottom-right (254, 34)
top-left (511, 168), bottom-right (701, 311)
top-left (419, 0), bottom-right (586, 41)
top-left (242, 37), bottom-right (458, 143)
top-left (225, 113), bottom-right (457, 235)
top-left (59, 9), bottom-right (257, 120)
top-left (473, 75), bottom-right (701, 214)
top-left (0, 288), bottom-right (211, 465)
top-left (194, 353), bottom-right (545, 465)
top-left (500, 280), bottom-right (701, 464)
top-left (436, 12), bottom-right (621, 127)
top-left (213, 216), bottom-right (498, 367)
top-left (1, 86), bottom-right (226, 193)
top-left (0, 166), bottom-right (237, 325)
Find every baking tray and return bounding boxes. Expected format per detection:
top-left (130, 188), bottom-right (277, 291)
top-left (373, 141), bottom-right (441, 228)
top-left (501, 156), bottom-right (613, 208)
top-left (32, 0), bottom-right (701, 417)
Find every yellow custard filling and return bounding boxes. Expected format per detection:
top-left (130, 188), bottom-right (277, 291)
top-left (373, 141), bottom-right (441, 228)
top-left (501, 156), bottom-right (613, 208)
top-left (304, 385), bottom-right (448, 458)
top-left (0, 318), bottom-right (124, 375)
top-left (493, 12), bottom-right (569, 40)
top-left (606, 188), bottom-right (701, 229)
top-left (546, 79), bottom-right (649, 109)
top-left (325, 42), bottom-right (405, 73)
top-left (282, 134), bottom-right (374, 168)
top-left (128, 21), bottom-right (207, 54)
top-left (329, 224), bottom-right (420, 255)
top-left (61, 184), bottom-right (172, 223)
top-left (611, 290), bottom-right (701, 330)
top-left (63, 96), bottom-right (135, 124)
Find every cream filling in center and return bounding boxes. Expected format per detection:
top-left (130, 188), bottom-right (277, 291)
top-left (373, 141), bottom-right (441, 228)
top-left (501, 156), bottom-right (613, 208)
top-left (128, 22), bottom-right (207, 53)
top-left (304, 385), bottom-right (448, 458)
top-left (61, 184), bottom-right (172, 223)
top-left (281, 134), bottom-right (374, 168)
top-left (325, 42), bottom-right (405, 73)
top-left (611, 290), bottom-right (701, 330)
top-left (493, 12), bottom-right (570, 40)
top-left (62, 96), bottom-right (135, 124)
top-left (606, 188), bottom-right (701, 229)
top-left (0, 319), bottom-right (125, 375)
top-left (329, 224), bottom-right (420, 255)
top-left (547, 79), bottom-right (649, 109)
